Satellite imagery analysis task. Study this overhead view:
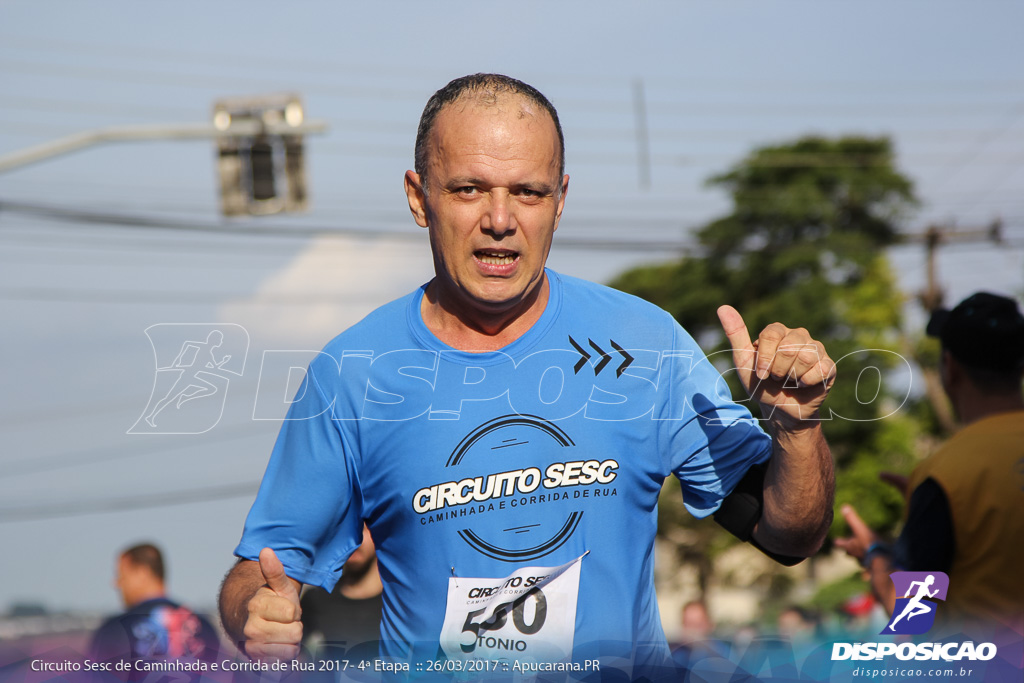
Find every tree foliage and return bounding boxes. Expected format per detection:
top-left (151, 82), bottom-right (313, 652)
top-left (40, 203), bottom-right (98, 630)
top-left (613, 136), bottom-right (920, 590)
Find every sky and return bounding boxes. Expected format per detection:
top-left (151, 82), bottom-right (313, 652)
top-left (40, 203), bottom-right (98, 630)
top-left (1, 0), bottom-right (1023, 619)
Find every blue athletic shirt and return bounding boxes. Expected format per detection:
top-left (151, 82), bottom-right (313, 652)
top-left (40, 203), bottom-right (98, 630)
top-left (235, 270), bottom-right (772, 677)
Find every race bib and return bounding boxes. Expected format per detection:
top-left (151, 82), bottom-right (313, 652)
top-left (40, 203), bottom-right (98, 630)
top-left (439, 553), bottom-right (586, 663)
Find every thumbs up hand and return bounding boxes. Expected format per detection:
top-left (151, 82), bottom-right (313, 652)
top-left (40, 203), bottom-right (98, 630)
top-left (243, 548), bottom-right (303, 662)
top-left (716, 305), bottom-right (836, 429)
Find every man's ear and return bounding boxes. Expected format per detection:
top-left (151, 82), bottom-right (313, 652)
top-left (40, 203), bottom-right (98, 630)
top-left (552, 173), bottom-right (569, 233)
top-left (404, 170), bottom-right (429, 228)
top-left (940, 349), bottom-right (957, 387)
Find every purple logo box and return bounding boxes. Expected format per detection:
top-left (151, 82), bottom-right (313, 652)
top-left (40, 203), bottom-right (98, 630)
top-left (882, 571), bottom-right (950, 635)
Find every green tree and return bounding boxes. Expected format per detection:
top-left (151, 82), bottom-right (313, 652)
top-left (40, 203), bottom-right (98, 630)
top-left (613, 136), bottom-right (920, 599)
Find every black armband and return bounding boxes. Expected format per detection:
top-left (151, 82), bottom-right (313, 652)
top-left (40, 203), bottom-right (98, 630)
top-left (862, 541), bottom-right (893, 569)
top-left (712, 462), bottom-right (805, 567)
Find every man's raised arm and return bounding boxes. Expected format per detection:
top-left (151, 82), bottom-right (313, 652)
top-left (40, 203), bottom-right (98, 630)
top-left (717, 305), bottom-right (836, 559)
top-left (218, 548), bottom-right (303, 662)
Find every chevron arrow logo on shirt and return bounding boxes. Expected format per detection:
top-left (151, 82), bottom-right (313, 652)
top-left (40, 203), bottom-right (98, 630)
top-left (609, 340), bottom-right (635, 377)
top-left (568, 336), bottom-right (634, 377)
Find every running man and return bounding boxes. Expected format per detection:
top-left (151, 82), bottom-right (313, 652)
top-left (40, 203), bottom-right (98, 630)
top-left (218, 74), bottom-right (836, 680)
top-left (144, 330), bottom-right (230, 427)
top-left (889, 575), bottom-right (939, 631)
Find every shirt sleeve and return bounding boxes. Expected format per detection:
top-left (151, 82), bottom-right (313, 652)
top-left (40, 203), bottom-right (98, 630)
top-left (234, 363), bottom-right (364, 591)
top-left (89, 617), bottom-right (132, 665)
top-left (659, 321), bottom-right (773, 518)
top-left (894, 477), bottom-right (955, 574)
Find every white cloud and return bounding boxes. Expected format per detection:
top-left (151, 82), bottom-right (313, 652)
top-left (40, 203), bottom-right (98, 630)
top-left (219, 233), bottom-right (434, 347)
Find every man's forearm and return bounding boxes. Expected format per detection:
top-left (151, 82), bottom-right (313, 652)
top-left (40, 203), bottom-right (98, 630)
top-left (866, 553), bottom-right (897, 614)
top-left (218, 559), bottom-right (265, 643)
top-left (753, 421), bottom-right (835, 557)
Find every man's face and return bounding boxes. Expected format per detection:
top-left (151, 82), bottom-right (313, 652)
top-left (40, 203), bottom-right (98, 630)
top-left (115, 555), bottom-right (141, 608)
top-left (405, 94), bottom-right (568, 319)
top-left (681, 604), bottom-right (713, 641)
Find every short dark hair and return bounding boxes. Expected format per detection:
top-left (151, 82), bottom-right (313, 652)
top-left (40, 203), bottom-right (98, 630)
top-left (414, 73), bottom-right (565, 187)
top-left (954, 359), bottom-right (1024, 394)
top-left (927, 291), bottom-right (1024, 393)
top-left (122, 543), bottom-right (165, 582)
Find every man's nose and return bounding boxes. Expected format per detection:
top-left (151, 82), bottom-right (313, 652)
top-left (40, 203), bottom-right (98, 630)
top-left (482, 191), bottom-right (514, 235)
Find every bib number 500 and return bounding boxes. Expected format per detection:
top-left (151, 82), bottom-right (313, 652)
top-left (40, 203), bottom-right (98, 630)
top-left (461, 588), bottom-right (547, 653)
top-left (439, 554), bottom-right (584, 661)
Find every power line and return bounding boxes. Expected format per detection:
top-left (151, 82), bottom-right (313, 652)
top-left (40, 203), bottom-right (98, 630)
top-left (0, 199), bottom-right (415, 239)
top-left (0, 33), bottom-right (446, 83)
top-left (4, 170), bottom-right (1020, 208)
top-left (0, 59), bottom-right (426, 103)
top-left (5, 32), bottom-right (1023, 94)
top-left (0, 396), bottom-right (159, 430)
top-left (0, 250), bottom-right (297, 269)
top-left (4, 59), bottom-right (1021, 119)
top-left (0, 286), bottom-right (384, 306)
top-left (953, 148), bottom-right (1024, 217)
top-left (5, 116), bottom-right (1021, 175)
top-left (7, 97), bottom-right (1024, 146)
top-left (0, 481), bottom-right (261, 523)
top-left (0, 421), bottom-right (277, 479)
top-left (928, 103), bottom-right (1024, 191)
top-left (4, 201), bottom-right (1021, 262)
top-left (0, 227), bottom-right (334, 256)
top-left (0, 94), bottom-right (202, 120)
top-left (0, 199), bottom-right (697, 252)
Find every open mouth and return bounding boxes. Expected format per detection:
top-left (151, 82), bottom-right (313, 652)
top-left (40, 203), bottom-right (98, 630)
top-left (475, 249), bottom-right (519, 266)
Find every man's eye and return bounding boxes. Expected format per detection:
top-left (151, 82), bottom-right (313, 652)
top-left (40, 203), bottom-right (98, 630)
top-left (456, 186), bottom-right (478, 195)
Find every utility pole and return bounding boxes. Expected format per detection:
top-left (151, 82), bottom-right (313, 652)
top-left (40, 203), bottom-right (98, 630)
top-left (901, 219), bottom-right (1003, 433)
top-left (631, 78), bottom-right (652, 191)
top-left (911, 220), bottom-right (1003, 313)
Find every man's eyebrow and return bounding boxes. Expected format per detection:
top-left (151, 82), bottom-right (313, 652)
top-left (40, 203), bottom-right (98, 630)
top-left (511, 181), bottom-right (556, 194)
top-left (442, 177), bottom-right (555, 194)
top-left (444, 177), bottom-right (486, 188)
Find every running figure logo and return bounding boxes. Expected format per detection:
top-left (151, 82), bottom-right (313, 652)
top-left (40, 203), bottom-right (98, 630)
top-left (129, 324), bottom-right (249, 434)
top-left (882, 571), bottom-right (950, 635)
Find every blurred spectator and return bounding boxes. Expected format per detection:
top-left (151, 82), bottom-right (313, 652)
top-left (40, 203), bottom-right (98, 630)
top-left (837, 292), bottom-right (1024, 632)
top-left (839, 591), bottom-right (883, 635)
top-left (776, 605), bottom-right (818, 644)
top-left (671, 599), bottom-right (729, 672)
top-left (730, 623), bottom-right (760, 652)
top-left (300, 524), bottom-right (382, 653)
top-left (90, 543), bottom-right (219, 678)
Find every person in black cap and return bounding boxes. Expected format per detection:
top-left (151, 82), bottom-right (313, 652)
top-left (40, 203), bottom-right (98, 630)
top-left (837, 291), bottom-right (1024, 632)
